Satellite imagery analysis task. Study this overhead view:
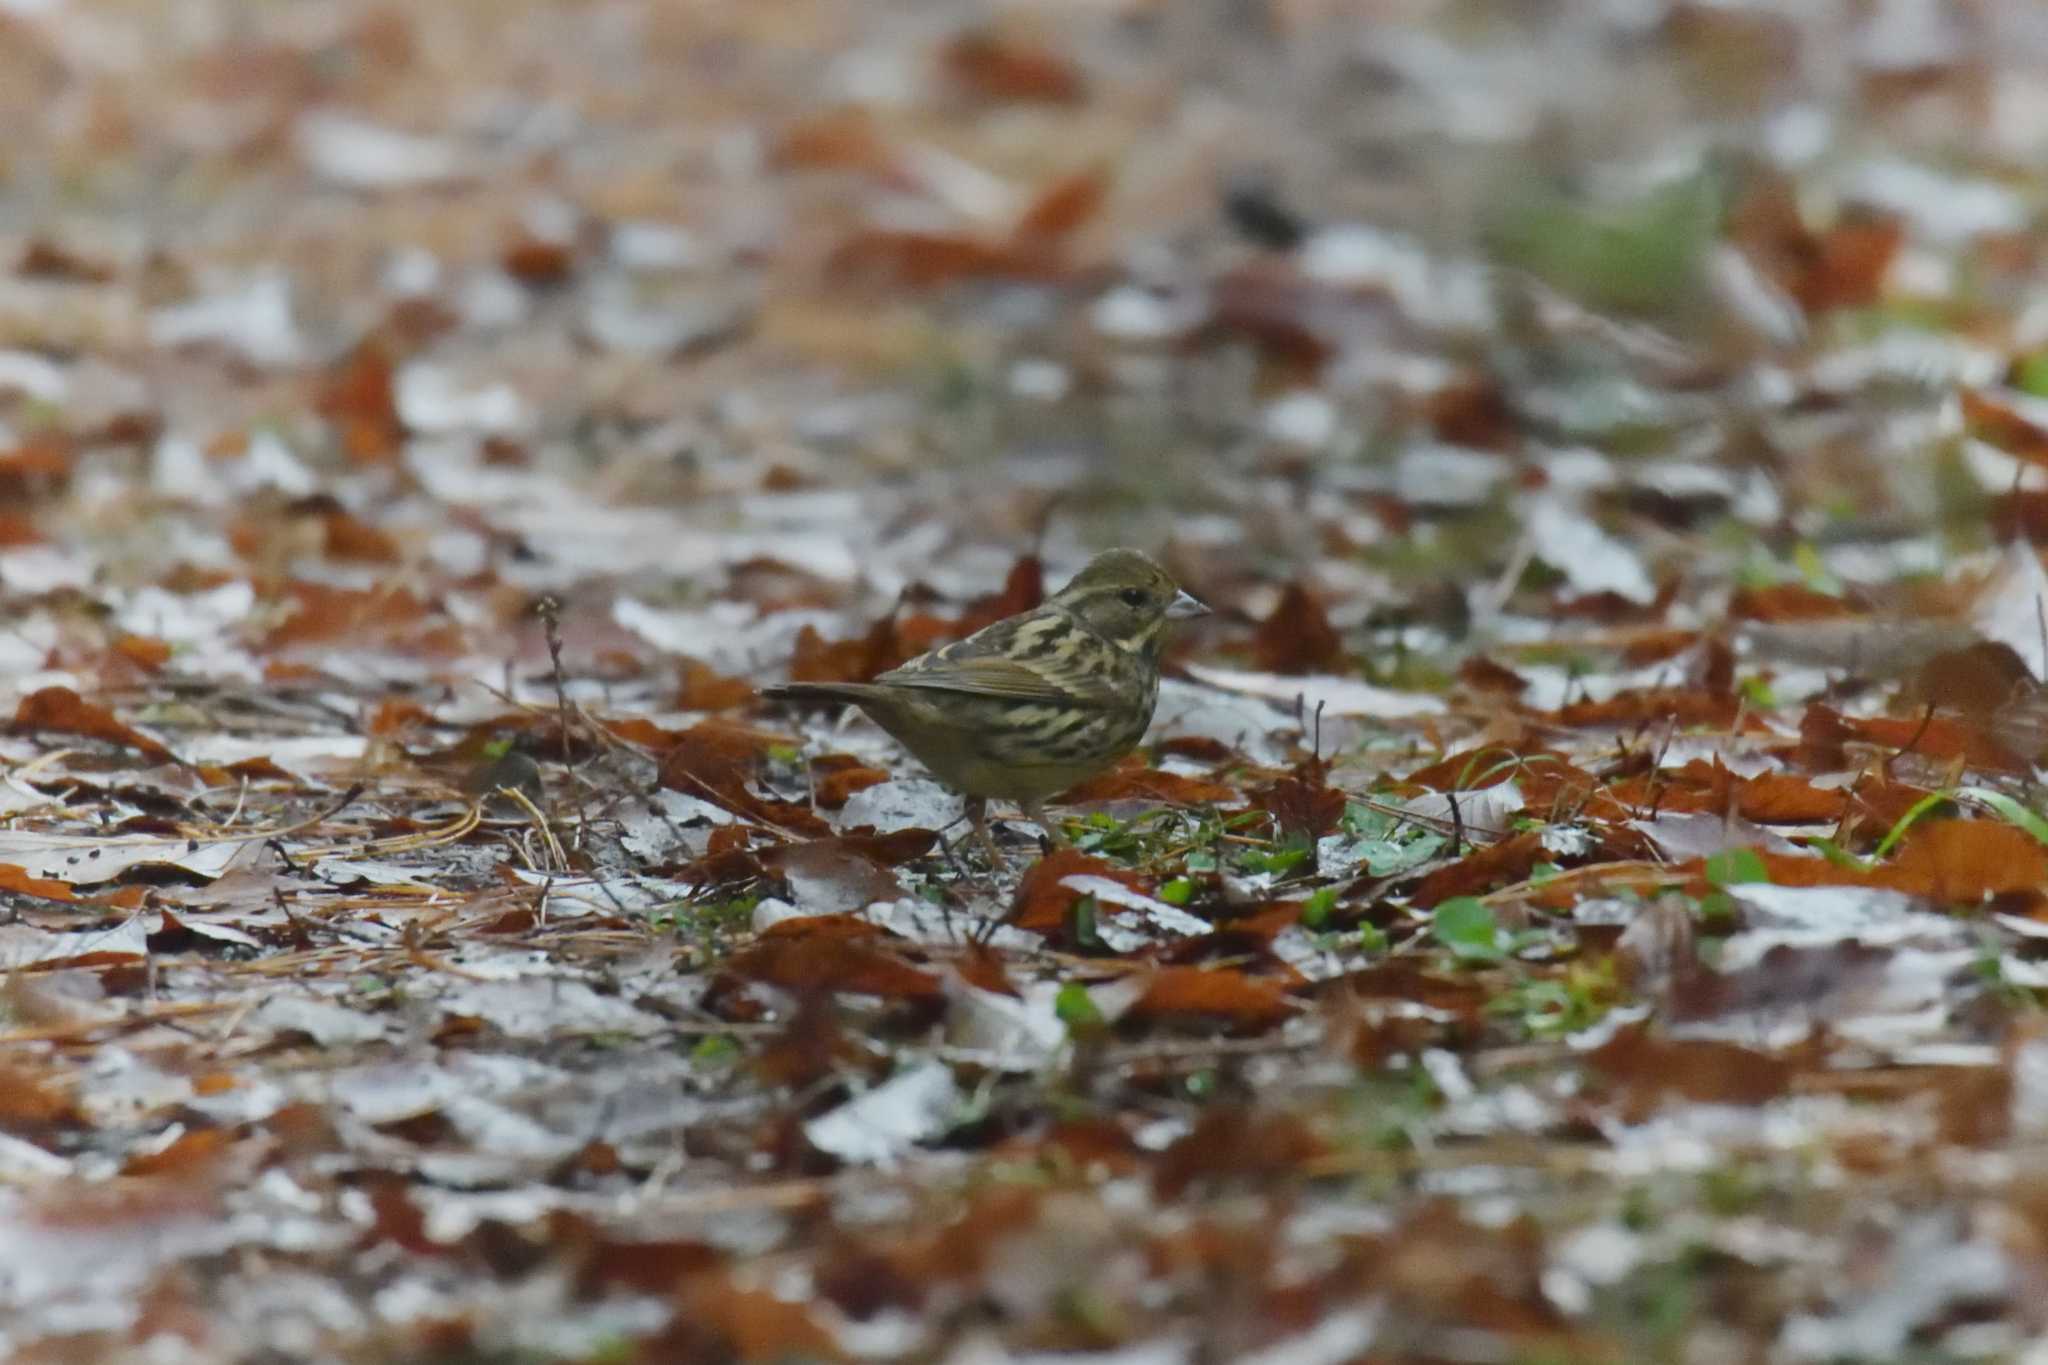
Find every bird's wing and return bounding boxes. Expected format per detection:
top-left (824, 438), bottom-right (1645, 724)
top-left (876, 613), bottom-right (1122, 707)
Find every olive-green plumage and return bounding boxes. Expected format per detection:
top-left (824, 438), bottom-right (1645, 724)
top-left (763, 548), bottom-right (1207, 855)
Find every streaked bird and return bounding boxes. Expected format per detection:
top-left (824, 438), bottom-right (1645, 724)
top-left (763, 548), bottom-right (1208, 857)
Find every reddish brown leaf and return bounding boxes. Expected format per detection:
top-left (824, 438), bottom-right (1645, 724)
top-left (826, 229), bottom-right (1052, 289)
top-left (773, 107), bottom-right (894, 173)
top-left (121, 1127), bottom-right (234, 1178)
top-left (1964, 388), bottom-right (2048, 469)
top-left (1458, 655), bottom-right (1529, 695)
top-left (502, 236), bottom-right (575, 285)
top-left (367, 699), bottom-right (434, 736)
top-left (1907, 641), bottom-right (2034, 718)
top-left (263, 582), bottom-right (427, 650)
top-left (1010, 848), bottom-right (1150, 936)
top-left (13, 686), bottom-right (172, 762)
top-left (939, 29), bottom-right (1085, 104)
top-left (0, 510), bottom-right (39, 546)
top-left (111, 635), bottom-right (173, 672)
top-left (1551, 688), bottom-right (1743, 731)
top-left (1729, 583), bottom-right (1858, 622)
top-left (1199, 270), bottom-right (1335, 367)
top-left (1252, 582), bottom-right (1346, 674)
top-left (1810, 705), bottom-right (2029, 774)
top-left (320, 509), bottom-right (401, 563)
top-left (1619, 629), bottom-right (1703, 666)
top-left (1993, 489), bottom-right (2048, 542)
top-left (658, 720), bottom-right (831, 836)
top-left (809, 754), bottom-right (891, 809)
top-left (1061, 755), bottom-right (1238, 806)
top-left (788, 616), bottom-right (909, 685)
top-left (1151, 1107), bottom-right (1326, 1199)
top-left (1409, 832), bottom-right (1545, 907)
top-left (1244, 774), bottom-right (1348, 838)
top-left (1127, 966), bottom-right (1295, 1030)
top-left (1012, 167), bottom-right (1107, 243)
top-left (17, 238), bottom-right (113, 282)
top-left (663, 1272), bottom-right (840, 1361)
top-left (723, 926), bottom-right (941, 1001)
top-left (0, 1059), bottom-right (82, 1128)
top-left (677, 658), bottom-right (757, 711)
top-left (315, 342), bottom-right (403, 466)
top-left (955, 944), bottom-right (1018, 997)
top-left (1587, 1027), bottom-right (1798, 1119)
top-left (955, 555), bottom-right (1045, 635)
top-left (0, 434), bottom-right (73, 494)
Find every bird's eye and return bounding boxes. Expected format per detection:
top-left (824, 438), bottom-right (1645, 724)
top-left (1118, 587), bottom-right (1148, 608)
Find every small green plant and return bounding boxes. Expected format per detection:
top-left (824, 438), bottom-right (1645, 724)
top-left (1703, 848), bottom-right (1768, 887)
top-left (1488, 958), bottom-right (1619, 1039)
top-left (1055, 982), bottom-right (1104, 1031)
top-left (1299, 886), bottom-right (1338, 930)
top-left (1432, 897), bottom-right (1507, 963)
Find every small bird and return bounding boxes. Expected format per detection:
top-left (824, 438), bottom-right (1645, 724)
top-left (763, 549), bottom-right (1208, 858)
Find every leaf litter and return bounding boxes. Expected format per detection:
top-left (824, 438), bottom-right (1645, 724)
top-left (4, 1), bottom-right (2048, 1360)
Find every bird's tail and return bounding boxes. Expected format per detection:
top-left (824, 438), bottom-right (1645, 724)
top-left (760, 681), bottom-right (874, 706)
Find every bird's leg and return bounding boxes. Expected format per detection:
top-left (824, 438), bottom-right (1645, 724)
top-left (965, 795), bottom-right (1005, 866)
top-left (1020, 798), bottom-right (1069, 850)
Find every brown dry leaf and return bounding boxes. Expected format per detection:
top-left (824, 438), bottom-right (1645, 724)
top-left (1906, 640), bottom-right (2034, 719)
top-left (722, 922), bottom-right (942, 1002)
top-left (810, 754), bottom-right (892, 809)
top-left (663, 1273), bottom-right (839, 1359)
top-left (1742, 818), bottom-right (2047, 903)
top-left (13, 686), bottom-right (173, 763)
top-left (1586, 1027), bottom-right (1800, 1120)
top-left (1197, 268), bottom-right (1337, 367)
top-left (1729, 583), bottom-right (1860, 622)
top-left (954, 555), bottom-right (1045, 635)
top-left (788, 617), bottom-right (909, 685)
top-left (502, 236), bottom-right (576, 286)
top-left (1606, 759), bottom-right (1849, 824)
top-left (1012, 167), bottom-right (1108, 243)
top-left (1808, 705), bottom-right (2029, 774)
top-left (319, 507), bottom-right (402, 563)
top-left (773, 106), bottom-right (895, 173)
top-left (557, 1215), bottom-right (724, 1298)
top-left (1127, 966), bottom-right (1296, 1030)
top-left (658, 720), bottom-right (832, 836)
top-left (263, 582), bottom-right (428, 650)
top-left (1992, 489), bottom-right (2048, 542)
top-left (17, 238), bottom-right (114, 282)
top-left (1251, 582), bottom-right (1346, 674)
top-left (0, 1058), bottom-right (84, 1129)
top-left (1963, 388), bottom-right (2048, 469)
top-left (1243, 774), bottom-right (1348, 838)
top-left (1551, 688), bottom-right (1743, 731)
top-left (1009, 848), bottom-right (1149, 935)
top-left (111, 635), bottom-right (173, 672)
top-left (826, 229), bottom-right (1053, 289)
top-left (677, 658), bottom-right (757, 711)
top-left (0, 509), bottom-right (40, 546)
top-left (938, 28), bottom-right (1085, 103)
top-left (1151, 1107), bottom-right (1326, 1199)
top-left (315, 341), bottom-right (404, 465)
top-left (1458, 655), bottom-right (1530, 695)
top-left (1409, 832), bottom-right (1546, 907)
top-left (120, 1127), bottom-right (236, 1178)
top-left (0, 434), bottom-right (73, 494)
top-left (1061, 755), bottom-right (1238, 806)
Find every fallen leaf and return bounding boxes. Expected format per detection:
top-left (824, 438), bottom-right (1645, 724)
top-left (12, 687), bottom-right (173, 763)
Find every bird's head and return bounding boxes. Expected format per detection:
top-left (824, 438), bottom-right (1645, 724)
top-left (1052, 548), bottom-right (1209, 658)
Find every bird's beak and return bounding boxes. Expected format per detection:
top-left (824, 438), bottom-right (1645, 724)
top-left (1166, 589), bottom-right (1211, 620)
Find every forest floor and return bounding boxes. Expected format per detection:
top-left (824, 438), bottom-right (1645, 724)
top-left (6, 2), bottom-right (2048, 1361)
